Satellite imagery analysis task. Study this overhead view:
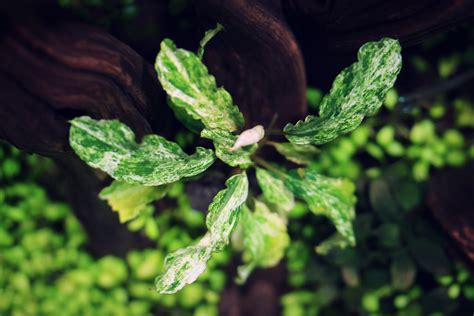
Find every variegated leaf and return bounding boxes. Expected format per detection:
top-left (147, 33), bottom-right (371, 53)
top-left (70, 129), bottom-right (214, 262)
top-left (284, 38), bottom-right (402, 145)
top-left (237, 201), bottom-right (290, 283)
top-left (285, 169), bottom-right (356, 245)
top-left (155, 39), bottom-right (244, 132)
top-left (206, 172), bottom-right (249, 250)
top-left (201, 128), bottom-right (257, 168)
top-left (256, 168), bottom-right (294, 213)
top-left (154, 245), bottom-right (211, 294)
top-left (69, 116), bottom-right (215, 186)
top-left (99, 180), bottom-right (168, 223)
top-left (155, 172), bottom-right (249, 294)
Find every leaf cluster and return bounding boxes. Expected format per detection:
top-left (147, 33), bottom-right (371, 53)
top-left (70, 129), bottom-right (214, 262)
top-left (68, 24), bottom-right (402, 293)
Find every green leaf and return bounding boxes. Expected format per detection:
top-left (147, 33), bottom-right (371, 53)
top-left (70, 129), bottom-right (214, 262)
top-left (197, 23), bottom-right (224, 59)
top-left (155, 39), bottom-right (244, 132)
top-left (69, 116), bottom-right (215, 186)
top-left (390, 254), bottom-right (416, 290)
top-left (256, 167), bottom-right (294, 213)
top-left (271, 142), bottom-right (319, 165)
top-left (408, 238), bottom-right (450, 276)
top-left (285, 169), bottom-right (356, 245)
top-left (99, 180), bottom-right (168, 223)
top-left (167, 97), bottom-right (205, 134)
top-left (315, 233), bottom-right (352, 255)
top-left (154, 245), bottom-right (211, 294)
top-left (206, 172), bottom-right (249, 250)
top-left (155, 172), bottom-right (248, 294)
top-left (284, 38), bottom-right (402, 145)
top-left (237, 201), bottom-right (290, 283)
top-left (201, 128), bottom-right (256, 168)
top-left (167, 24), bottom-right (224, 134)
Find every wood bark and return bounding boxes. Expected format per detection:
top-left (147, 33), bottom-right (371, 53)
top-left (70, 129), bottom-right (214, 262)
top-left (0, 18), bottom-right (170, 156)
top-left (428, 163), bottom-right (474, 263)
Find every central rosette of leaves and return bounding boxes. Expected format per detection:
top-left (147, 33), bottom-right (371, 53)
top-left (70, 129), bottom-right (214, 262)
top-left (68, 24), bottom-right (402, 294)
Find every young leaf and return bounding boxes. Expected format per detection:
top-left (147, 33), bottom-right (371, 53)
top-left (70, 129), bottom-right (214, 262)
top-left (285, 169), bottom-right (356, 245)
top-left (237, 201), bottom-right (290, 283)
top-left (256, 167), bottom-right (294, 213)
top-left (69, 116), bottom-right (215, 186)
top-left (284, 38), bottom-right (402, 145)
top-left (197, 23), bottom-right (224, 59)
top-left (231, 125), bottom-right (265, 151)
top-left (155, 172), bottom-right (248, 294)
top-left (155, 39), bottom-right (244, 132)
top-left (154, 245), bottom-right (211, 294)
top-left (201, 128), bottom-right (257, 168)
top-left (206, 172), bottom-right (249, 250)
top-left (99, 180), bottom-right (168, 223)
top-left (271, 142), bottom-right (319, 165)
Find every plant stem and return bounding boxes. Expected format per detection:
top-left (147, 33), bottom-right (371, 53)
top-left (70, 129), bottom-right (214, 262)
top-left (252, 156), bottom-right (286, 178)
top-left (265, 129), bottom-right (284, 136)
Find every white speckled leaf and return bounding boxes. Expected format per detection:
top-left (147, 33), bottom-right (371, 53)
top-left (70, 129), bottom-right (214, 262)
top-left (69, 116), bottom-right (215, 186)
top-left (256, 168), bottom-right (294, 213)
top-left (237, 201), bottom-right (290, 283)
top-left (155, 39), bottom-right (244, 132)
top-left (206, 172), bottom-right (249, 250)
top-left (201, 128), bottom-right (256, 168)
top-left (99, 180), bottom-right (168, 223)
top-left (272, 142), bottom-right (319, 165)
top-left (155, 172), bottom-right (248, 294)
top-left (284, 38), bottom-right (402, 145)
top-left (154, 245), bottom-right (211, 294)
top-left (285, 169), bottom-right (357, 245)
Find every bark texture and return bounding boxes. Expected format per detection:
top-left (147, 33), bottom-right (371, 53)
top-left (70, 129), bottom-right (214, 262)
top-left (428, 163), bottom-right (474, 263)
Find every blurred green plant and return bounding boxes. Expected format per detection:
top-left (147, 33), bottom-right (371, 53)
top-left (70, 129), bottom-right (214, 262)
top-left (0, 141), bottom-right (227, 316)
top-left (281, 35), bottom-right (474, 315)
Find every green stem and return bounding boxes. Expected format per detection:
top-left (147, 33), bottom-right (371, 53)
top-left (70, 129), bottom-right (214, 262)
top-left (252, 156), bottom-right (286, 178)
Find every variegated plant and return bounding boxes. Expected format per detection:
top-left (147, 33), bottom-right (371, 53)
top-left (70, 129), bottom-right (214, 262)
top-left (69, 24), bottom-right (402, 294)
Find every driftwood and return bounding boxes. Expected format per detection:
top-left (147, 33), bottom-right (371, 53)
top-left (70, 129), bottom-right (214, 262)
top-left (0, 18), bottom-right (168, 156)
top-left (428, 163), bottom-right (474, 263)
top-left (0, 15), bottom-right (172, 255)
top-left (195, 0), bottom-right (307, 128)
